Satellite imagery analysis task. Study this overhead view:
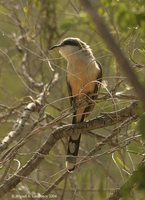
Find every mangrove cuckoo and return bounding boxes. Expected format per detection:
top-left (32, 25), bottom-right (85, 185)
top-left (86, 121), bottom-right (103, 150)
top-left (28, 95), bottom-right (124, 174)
top-left (50, 37), bottom-right (102, 172)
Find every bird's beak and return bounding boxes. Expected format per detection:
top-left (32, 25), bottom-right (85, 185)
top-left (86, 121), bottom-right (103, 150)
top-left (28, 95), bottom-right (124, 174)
top-left (49, 43), bottom-right (62, 50)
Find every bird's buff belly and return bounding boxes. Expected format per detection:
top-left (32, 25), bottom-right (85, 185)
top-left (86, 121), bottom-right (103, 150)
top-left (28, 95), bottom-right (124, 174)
top-left (68, 72), bottom-right (96, 97)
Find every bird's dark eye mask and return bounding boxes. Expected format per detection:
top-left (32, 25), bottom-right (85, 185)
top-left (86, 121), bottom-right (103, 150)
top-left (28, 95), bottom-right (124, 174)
top-left (61, 39), bottom-right (81, 47)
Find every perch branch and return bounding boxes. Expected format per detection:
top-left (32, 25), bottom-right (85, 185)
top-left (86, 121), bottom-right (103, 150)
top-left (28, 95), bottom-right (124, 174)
top-left (43, 115), bottom-right (137, 195)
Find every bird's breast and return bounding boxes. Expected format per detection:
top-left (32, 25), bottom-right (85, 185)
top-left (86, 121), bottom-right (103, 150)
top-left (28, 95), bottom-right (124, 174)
top-left (67, 61), bottom-right (100, 97)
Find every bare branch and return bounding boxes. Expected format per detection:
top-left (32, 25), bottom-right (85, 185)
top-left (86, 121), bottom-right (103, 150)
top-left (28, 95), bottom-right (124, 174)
top-left (16, 35), bottom-right (44, 91)
top-left (21, 51), bottom-right (44, 91)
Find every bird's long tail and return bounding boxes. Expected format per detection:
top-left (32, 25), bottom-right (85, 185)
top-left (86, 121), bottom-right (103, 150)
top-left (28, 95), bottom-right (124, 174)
top-left (65, 115), bottom-right (83, 172)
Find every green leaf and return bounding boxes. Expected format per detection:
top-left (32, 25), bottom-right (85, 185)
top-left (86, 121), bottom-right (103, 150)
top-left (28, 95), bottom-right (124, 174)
top-left (23, 6), bottom-right (28, 15)
top-left (112, 151), bottom-right (129, 171)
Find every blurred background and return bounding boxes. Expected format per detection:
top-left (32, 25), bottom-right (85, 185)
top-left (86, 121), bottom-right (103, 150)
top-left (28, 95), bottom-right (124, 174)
top-left (0, 0), bottom-right (145, 199)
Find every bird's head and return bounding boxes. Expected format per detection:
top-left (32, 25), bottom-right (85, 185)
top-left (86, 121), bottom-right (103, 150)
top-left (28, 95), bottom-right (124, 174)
top-left (49, 37), bottom-right (88, 60)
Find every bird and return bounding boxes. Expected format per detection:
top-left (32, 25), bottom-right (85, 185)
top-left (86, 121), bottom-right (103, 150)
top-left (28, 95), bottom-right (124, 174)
top-left (49, 37), bottom-right (102, 172)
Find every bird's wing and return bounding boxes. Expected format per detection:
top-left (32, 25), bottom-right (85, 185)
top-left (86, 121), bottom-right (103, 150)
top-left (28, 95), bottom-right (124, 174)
top-left (66, 76), bottom-right (73, 105)
top-left (82, 61), bottom-right (102, 119)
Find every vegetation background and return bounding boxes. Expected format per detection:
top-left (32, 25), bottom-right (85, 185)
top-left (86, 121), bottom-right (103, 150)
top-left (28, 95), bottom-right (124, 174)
top-left (0, 0), bottom-right (145, 199)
